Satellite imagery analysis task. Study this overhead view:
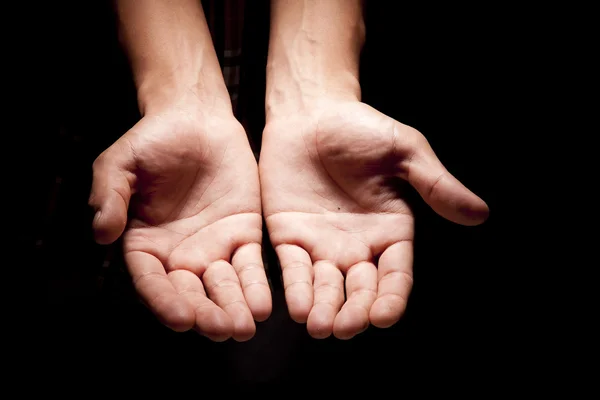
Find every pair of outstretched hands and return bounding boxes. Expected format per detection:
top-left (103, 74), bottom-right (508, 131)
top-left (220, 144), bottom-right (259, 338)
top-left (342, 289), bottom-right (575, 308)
top-left (89, 96), bottom-right (488, 342)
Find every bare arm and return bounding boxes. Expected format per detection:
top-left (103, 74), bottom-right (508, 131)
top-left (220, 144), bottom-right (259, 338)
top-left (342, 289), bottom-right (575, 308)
top-left (266, 0), bottom-right (365, 120)
top-left (261, 0), bottom-right (488, 340)
top-left (115, 0), bottom-right (231, 116)
top-left (90, 1), bottom-right (271, 340)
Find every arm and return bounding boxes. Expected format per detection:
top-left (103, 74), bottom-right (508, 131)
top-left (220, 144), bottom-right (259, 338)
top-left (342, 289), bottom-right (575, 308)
top-left (116, 0), bottom-right (231, 116)
top-left (261, 0), bottom-right (488, 340)
top-left (266, 0), bottom-right (364, 120)
top-left (89, 0), bottom-right (271, 340)
top-left (265, 0), bottom-right (486, 226)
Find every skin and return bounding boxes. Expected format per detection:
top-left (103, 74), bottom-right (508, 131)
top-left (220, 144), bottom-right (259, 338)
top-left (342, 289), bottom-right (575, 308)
top-left (260, 0), bottom-right (489, 339)
top-left (89, 0), bottom-right (488, 342)
top-left (89, 0), bottom-right (271, 341)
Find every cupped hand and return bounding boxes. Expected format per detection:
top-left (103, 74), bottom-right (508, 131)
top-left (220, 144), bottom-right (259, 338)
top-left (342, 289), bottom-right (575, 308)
top-left (89, 103), bottom-right (271, 341)
top-left (260, 101), bottom-right (488, 339)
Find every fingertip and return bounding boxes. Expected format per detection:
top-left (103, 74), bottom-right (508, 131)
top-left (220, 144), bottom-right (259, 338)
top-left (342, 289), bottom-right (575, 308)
top-left (369, 313), bottom-right (396, 329)
top-left (432, 188), bottom-right (490, 227)
top-left (285, 291), bottom-right (313, 323)
top-left (307, 308), bottom-right (334, 339)
top-left (92, 211), bottom-right (110, 244)
top-left (458, 198), bottom-right (489, 226)
top-left (307, 325), bottom-right (332, 339)
top-left (410, 161), bottom-right (490, 227)
top-left (369, 298), bottom-right (405, 329)
top-left (250, 299), bottom-right (272, 323)
top-left (287, 301), bottom-right (311, 324)
top-left (92, 208), bottom-right (127, 245)
top-left (333, 308), bottom-right (369, 340)
top-left (333, 331), bottom-right (354, 340)
top-left (196, 309), bottom-right (234, 342)
top-left (444, 174), bottom-right (490, 226)
top-left (157, 300), bottom-right (195, 333)
top-left (244, 285), bottom-right (273, 322)
top-left (232, 320), bottom-right (256, 342)
top-left (226, 302), bottom-right (257, 342)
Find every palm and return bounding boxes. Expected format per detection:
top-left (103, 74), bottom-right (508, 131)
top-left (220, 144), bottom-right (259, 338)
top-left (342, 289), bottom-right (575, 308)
top-left (260, 102), bottom-right (488, 339)
top-left (91, 111), bottom-right (271, 341)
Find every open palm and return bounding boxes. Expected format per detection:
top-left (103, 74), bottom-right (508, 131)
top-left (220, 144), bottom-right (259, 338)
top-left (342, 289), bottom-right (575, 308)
top-left (260, 101), bottom-right (488, 339)
top-left (90, 109), bottom-right (271, 341)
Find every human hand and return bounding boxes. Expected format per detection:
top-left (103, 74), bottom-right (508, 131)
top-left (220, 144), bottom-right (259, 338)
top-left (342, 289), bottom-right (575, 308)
top-left (89, 100), bottom-right (271, 341)
top-left (260, 100), bottom-right (488, 339)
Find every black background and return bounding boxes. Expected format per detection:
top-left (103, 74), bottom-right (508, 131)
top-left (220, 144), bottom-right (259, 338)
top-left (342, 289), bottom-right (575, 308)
top-left (50, 0), bottom-right (512, 386)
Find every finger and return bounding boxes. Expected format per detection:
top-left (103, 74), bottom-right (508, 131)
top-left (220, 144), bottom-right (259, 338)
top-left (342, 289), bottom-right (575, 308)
top-left (203, 260), bottom-right (256, 342)
top-left (307, 261), bottom-right (345, 339)
top-left (370, 241), bottom-right (414, 328)
top-left (333, 262), bottom-right (377, 340)
top-left (89, 149), bottom-right (134, 244)
top-left (398, 127), bottom-right (489, 226)
top-left (276, 244), bottom-right (314, 323)
top-left (169, 269), bottom-right (234, 342)
top-left (231, 243), bottom-right (272, 322)
top-left (125, 251), bottom-right (195, 332)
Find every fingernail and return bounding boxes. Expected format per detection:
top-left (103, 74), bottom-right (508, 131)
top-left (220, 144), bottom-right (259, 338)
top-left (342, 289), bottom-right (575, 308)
top-left (459, 205), bottom-right (489, 223)
top-left (93, 210), bottom-right (102, 226)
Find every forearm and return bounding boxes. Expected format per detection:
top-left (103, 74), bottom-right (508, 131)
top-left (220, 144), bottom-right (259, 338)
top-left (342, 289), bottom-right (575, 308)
top-left (266, 0), bottom-right (365, 121)
top-left (116, 0), bottom-right (230, 115)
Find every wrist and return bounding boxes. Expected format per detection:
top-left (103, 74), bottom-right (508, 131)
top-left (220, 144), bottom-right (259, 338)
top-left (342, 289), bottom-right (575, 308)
top-left (265, 66), bottom-right (361, 123)
top-left (132, 85), bottom-right (245, 144)
top-left (116, 0), bottom-right (231, 117)
top-left (137, 72), bottom-right (232, 118)
top-left (265, 0), bottom-right (365, 122)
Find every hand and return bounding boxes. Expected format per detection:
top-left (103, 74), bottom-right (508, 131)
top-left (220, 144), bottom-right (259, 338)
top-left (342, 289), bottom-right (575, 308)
top-left (260, 100), bottom-right (488, 339)
top-left (89, 102), bottom-right (271, 341)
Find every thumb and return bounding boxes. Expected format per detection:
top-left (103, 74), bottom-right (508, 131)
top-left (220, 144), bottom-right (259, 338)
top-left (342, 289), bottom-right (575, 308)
top-left (89, 148), bottom-right (134, 244)
top-left (402, 138), bottom-right (489, 226)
